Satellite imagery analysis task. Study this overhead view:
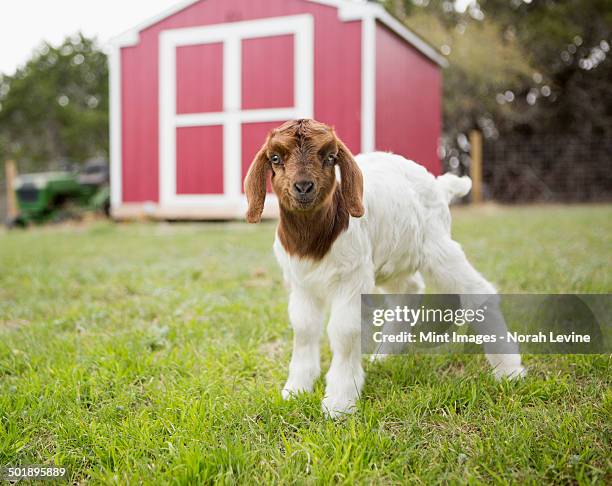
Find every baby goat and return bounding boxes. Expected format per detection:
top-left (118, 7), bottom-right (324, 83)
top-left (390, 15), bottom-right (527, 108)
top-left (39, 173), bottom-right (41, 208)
top-left (245, 119), bottom-right (525, 418)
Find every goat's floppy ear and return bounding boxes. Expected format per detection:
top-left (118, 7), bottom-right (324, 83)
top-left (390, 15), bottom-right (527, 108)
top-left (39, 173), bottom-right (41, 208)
top-left (244, 143), bottom-right (269, 223)
top-left (336, 137), bottom-right (364, 218)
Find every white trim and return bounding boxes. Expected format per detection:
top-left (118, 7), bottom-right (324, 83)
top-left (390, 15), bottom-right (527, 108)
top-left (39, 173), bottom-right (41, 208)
top-left (109, 44), bottom-right (122, 208)
top-left (159, 14), bottom-right (314, 208)
top-left (159, 35), bottom-right (176, 208)
top-left (361, 14), bottom-right (376, 153)
top-left (374, 7), bottom-right (448, 67)
top-left (112, 196), bottom-right (280, 220)
top-left (174, 108), bottom-right (306, 127)
top-left (107, 0), bottom-right (445, 68)
top-left (223, 36), bottom-right (241, 197)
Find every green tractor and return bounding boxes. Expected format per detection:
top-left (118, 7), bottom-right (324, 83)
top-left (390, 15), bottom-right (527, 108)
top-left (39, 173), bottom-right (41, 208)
top-left (8, 159), bottom-right (110, 227)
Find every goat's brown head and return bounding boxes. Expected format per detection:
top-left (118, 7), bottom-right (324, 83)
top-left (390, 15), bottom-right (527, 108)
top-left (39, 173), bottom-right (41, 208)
top-left (244, 119), bottom-right (364, 223)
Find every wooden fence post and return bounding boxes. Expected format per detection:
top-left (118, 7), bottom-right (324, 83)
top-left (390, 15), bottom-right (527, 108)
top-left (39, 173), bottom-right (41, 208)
top-left (5, 160), bottom-right (19, 220)
top-left (469, 130), bottom-right (483, 204)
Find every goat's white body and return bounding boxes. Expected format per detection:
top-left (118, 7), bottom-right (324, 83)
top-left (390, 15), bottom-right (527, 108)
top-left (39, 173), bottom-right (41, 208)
top-left (275, 154), bottom-right (433, 293)
top-left (274, 152), bottom-right (525, 417)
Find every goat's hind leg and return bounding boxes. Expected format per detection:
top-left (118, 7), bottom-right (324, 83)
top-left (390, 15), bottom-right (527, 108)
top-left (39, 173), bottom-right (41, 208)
top-left (387, 272), bottom-right (426, 294)
top-left (422, 238), bottom-right (526, 379)
top-left (370, 272), bottom-right (426, 362)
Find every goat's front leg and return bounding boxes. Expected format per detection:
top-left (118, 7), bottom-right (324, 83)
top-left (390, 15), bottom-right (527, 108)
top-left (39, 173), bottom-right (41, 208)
top-left (323, 293), bottom-right (365, 418)
top-left (282, 290), bottom-right (324, 399)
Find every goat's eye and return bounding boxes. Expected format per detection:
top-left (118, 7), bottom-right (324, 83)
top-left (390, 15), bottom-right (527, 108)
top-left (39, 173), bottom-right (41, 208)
top-left (270, 154), bottom-right (282, 165)
top-left (324, 154), bottom-right (337, 165)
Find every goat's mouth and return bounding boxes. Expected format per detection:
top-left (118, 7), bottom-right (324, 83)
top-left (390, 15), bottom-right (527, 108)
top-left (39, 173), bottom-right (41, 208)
top-left (291, 193), bottom-right (317, 210)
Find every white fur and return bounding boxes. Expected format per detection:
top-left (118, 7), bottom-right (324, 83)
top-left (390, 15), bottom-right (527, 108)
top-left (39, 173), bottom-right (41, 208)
top-left (274, 152), bottom-right (525, 418)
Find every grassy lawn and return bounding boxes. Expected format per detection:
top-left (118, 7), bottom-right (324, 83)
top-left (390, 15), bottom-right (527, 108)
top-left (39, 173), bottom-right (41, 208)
top-left (1, 205), bottom-right (610, 484)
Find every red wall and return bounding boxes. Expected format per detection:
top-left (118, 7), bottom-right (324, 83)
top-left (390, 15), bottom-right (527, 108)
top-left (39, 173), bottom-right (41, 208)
top-left (176, 125), bottom-right (224, 194)
top-left (242, 35), bottom-right (294, 110)
top-left (120, 0), bottom-right (361, 203)
top-left (375, 23), bottom-right (441, 175)
top-left (176, 43), bottom-right (224, 114)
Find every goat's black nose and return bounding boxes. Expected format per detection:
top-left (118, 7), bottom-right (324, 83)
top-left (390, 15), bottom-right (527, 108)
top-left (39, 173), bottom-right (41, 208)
top-left (294, 180), bottom-right (314, 194)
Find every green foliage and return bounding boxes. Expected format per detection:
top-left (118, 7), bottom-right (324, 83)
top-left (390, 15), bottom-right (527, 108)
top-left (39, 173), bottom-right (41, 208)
top-left (402, 9), bottom-right (533, 137)
top-left (480, 0), bottom-right (612, 137)
top-left (0, 33), bottom-right (108, 172)
top-left (0, 206), bottom-right (611, 483)
top-left (382, 0), bottom-right (612, 142)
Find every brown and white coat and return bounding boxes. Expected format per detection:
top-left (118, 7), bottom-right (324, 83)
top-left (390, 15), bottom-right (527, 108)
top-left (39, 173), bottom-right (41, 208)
top-left (245, 119), bottom-right (525, 418)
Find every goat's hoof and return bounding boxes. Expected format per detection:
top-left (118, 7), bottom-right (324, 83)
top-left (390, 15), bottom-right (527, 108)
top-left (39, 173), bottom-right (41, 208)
top-left (322, 396), bottom-right (357, 419)
top-left (281, 383), bottom-right (313, 400)
top-left (493, 365), bottom-right (527, 381)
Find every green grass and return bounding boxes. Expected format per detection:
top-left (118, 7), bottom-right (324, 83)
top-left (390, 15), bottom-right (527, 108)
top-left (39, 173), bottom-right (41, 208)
top-left (0, 205), bottom-right (610, 484)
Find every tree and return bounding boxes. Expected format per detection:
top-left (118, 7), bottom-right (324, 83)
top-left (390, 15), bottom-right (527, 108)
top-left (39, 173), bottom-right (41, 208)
top-left (0, 33), bottom-right (108, 172)
top-left (380, 0), bottom-right (612, 139)
top-left (479, 0), bottom-right (612, 137)
top-left (380, 0), bottom-right (535, 171)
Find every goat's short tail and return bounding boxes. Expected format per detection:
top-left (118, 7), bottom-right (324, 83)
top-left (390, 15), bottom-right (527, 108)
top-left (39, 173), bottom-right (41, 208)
top-left (436, 173), bottom-right (472, 203)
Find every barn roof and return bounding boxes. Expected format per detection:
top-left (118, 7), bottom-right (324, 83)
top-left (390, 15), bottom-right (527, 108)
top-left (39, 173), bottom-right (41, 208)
top-left (109, 0), bottom-right (447, 67)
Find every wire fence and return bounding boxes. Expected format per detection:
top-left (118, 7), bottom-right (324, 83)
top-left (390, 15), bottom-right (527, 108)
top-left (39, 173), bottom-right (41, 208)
top-left (481, 136), bottom-right (612, 203)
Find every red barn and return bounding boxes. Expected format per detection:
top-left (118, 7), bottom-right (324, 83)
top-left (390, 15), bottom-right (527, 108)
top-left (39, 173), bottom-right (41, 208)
top-left (109, 0), bottom-right (445, 219)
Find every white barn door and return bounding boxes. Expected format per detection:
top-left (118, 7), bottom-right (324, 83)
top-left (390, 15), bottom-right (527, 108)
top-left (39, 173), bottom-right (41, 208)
top-left (159, 14), bottom-right (314, 215)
